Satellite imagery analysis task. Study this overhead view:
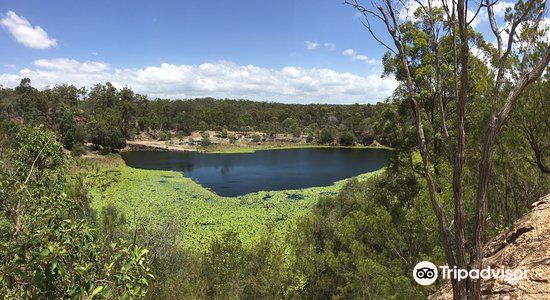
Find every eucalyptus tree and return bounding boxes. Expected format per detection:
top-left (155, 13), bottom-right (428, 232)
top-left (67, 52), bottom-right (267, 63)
top-left (345, 0), bottom-right (550, 298)
top-left (512, 78), bottom-right (550, 173)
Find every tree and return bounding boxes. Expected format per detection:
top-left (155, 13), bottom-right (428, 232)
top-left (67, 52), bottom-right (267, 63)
top-left (291, 167), bottom-right (434, 299)
top-left (282, 117), bottom-right (301, 137)
top-left (318, 125), bottom-right (338, 144)
top-left (0, 123), bottom-right (152, 298)
top-left (512, 79), bottom-right (550, 173)
top-left (339, 131), bottom-right (357, 146)
top-left (58, 107), bottom-right (86, 149)
top-left (345, 0), bottom-right (550, 297)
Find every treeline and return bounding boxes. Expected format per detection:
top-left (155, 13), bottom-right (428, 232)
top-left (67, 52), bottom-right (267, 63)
top-left (0, 76), bottom-right (547, 298)
top-left (0, 79), bottom-right (395, 153)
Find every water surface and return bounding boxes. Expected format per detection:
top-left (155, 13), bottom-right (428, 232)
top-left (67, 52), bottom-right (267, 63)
top-left (121, 148), bottom-right (391, 197)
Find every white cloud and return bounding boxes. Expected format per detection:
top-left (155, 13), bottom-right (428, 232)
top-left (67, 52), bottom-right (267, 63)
top-left (342, 48), bottom-right (379, 65)
top-left (491, 17), bottom-right (550, 48)
top-left (467, 8), bottom-right (488, 28)
top-left (343, 48), bottom-right (356, 56)
top-left (324, 42), bottom-right (336, 51)
top-left (398, 1), bottom-right (484, 28)
top-left (91, 52), bottom-right (99, 56)
top-left (493, 1), bottom-right (514, 17)
top-left (305, 41), bottom-right (319, 50)
top-left (0, 11), bottom-right (57, 49)
top-left (33, 58), bottom-right (109, 72)
top-left (399, 0), bottom-right (423, 21)
top-left (0, 58), bottom-right (398, 104)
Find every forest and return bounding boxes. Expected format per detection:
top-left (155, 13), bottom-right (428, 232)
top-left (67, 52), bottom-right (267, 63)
top-left (1, 0), bottom-right (549, 299)
top-left (0, 79), bottom-right (394, 154)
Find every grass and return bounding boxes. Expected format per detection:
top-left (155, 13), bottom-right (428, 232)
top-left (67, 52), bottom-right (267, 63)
top-left (82, 153), bottom-right (384, 251)
top-left (200, 143), bottom-right (393, 153)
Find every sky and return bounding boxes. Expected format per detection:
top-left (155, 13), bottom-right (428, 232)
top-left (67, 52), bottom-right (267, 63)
top-left (0, 0), bottom-right (518, 104)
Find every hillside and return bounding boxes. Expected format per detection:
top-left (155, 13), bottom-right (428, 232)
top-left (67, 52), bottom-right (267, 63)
top-left (431, 194), bottom-right (550, 299)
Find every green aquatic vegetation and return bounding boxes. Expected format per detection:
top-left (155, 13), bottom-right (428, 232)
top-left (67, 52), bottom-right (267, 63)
top-left (86, 155), bottom-right (383, 251)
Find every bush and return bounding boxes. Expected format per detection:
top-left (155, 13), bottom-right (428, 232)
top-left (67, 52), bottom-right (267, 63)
top-left (318, 126), bottom-right (338, 144)
top-left (88, 118), bottom-right (126, 151)
top-left (158, 130), bottom-right (172, 141)
top-left (221, 127), bottom-right (228, 138)
top-left (99, 146), bottom-right (113, 155)
top-left (201, 132), bottom-right (211, 146)
top-left (229, 134), bottom-right (238, 144)
top-left (339, 131), bottom-right (356, 146)
top-left (70, 142), bottom-right (87, 157)
top-left (251, 134), bottom-right (262, 143)
top-left (0, 125), bottom-right (153, 298)
top-left (59, 109), bottom-right (87, 150)
top-left (306, 136), bottom-right (314, 143)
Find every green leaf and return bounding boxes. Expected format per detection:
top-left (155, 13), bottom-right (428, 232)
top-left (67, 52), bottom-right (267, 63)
top-left (90, 285), bottom-right (104, 298)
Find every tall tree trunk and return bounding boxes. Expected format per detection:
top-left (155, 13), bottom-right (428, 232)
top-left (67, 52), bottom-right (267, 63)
top-left (470, 48), bottom-right (550, 299)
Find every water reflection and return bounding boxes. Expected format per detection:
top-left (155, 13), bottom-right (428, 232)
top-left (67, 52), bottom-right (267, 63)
top-left (121, 148), bottom-right (391, 197)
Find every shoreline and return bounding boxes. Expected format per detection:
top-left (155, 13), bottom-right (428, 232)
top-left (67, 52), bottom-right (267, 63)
top-left (84, 153), bottom-right (386, 251)
top-left (124, 139), bottom-right (393, 154)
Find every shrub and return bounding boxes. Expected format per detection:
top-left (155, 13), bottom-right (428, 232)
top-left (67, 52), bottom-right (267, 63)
top-left (318, 126), bottom-right (338, 144)
top-left (87, 118), bottom-right (126, 151)
top-left (70, 142), bottom-right (87, 157)
top-left (251, 134), bottom-right (262, 143)
top-left (0, 125), bottom-right (153, 298)
top-left (158, 130), bottom-right (172, 141)
top-left (339, 131), bottom-right (356, 146)
top-left (201, 132), bottom-right (211, 146)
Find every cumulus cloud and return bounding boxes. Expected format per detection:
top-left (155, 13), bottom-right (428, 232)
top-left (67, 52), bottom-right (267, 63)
top-left (0, 58), bottom-right (398, 104)
top-left (305, 41), bottom-right (319, 50)
top-left (324, 42), bottom-right (336, 51)
top-left (342, 48), bottom-right (379, 65)
top-left (0, 11), bottom-right (57, 49)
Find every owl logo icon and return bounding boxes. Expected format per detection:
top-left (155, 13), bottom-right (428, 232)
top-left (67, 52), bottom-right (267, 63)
top-left (413, 261), bottom-right (438, 285)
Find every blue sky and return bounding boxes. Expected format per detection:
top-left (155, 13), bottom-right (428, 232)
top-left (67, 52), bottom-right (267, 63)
top-left (0, 0), bottom-right (516, 103)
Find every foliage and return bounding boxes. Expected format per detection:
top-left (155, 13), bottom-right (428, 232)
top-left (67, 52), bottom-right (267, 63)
top-left (0, 123), bottom-right (152, 298)
top-left (158, 130), bottom-right (172, 141)
top-left (200, 132), bottom-right (211, 146)
top-left (290, 153), bottom-right (442, 299)
top-left (85, 154), bottom-right (382, 251)
top-left (70, 142), bottom-right (87, 157)
top-left (338, 130), bottom-right (356, 146)
top-left (0, 80), bottom-right (396, 152)
top-left (251, 134), bottom-right (262, 143)
top-left (220, 127), bottom-right (228, 138)
top-left (282, 117), bottom-right (301, 137)
top-left (145, 228), bottom-right (300, 299)
top-left (318, 125), bottom-right (339, 144)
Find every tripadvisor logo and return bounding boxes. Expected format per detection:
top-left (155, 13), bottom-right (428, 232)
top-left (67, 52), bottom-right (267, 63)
top-left (412, 261), bottom-right (528, 285)
top-left (413, 261), bottom-right (438, 285)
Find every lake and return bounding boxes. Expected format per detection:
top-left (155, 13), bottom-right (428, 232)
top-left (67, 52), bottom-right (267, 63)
top-left (121, 148), bottom-right (391, 197)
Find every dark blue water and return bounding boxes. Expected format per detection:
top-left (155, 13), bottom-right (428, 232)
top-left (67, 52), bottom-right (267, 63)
top-left (120, 148), bottom-right (391, 197)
